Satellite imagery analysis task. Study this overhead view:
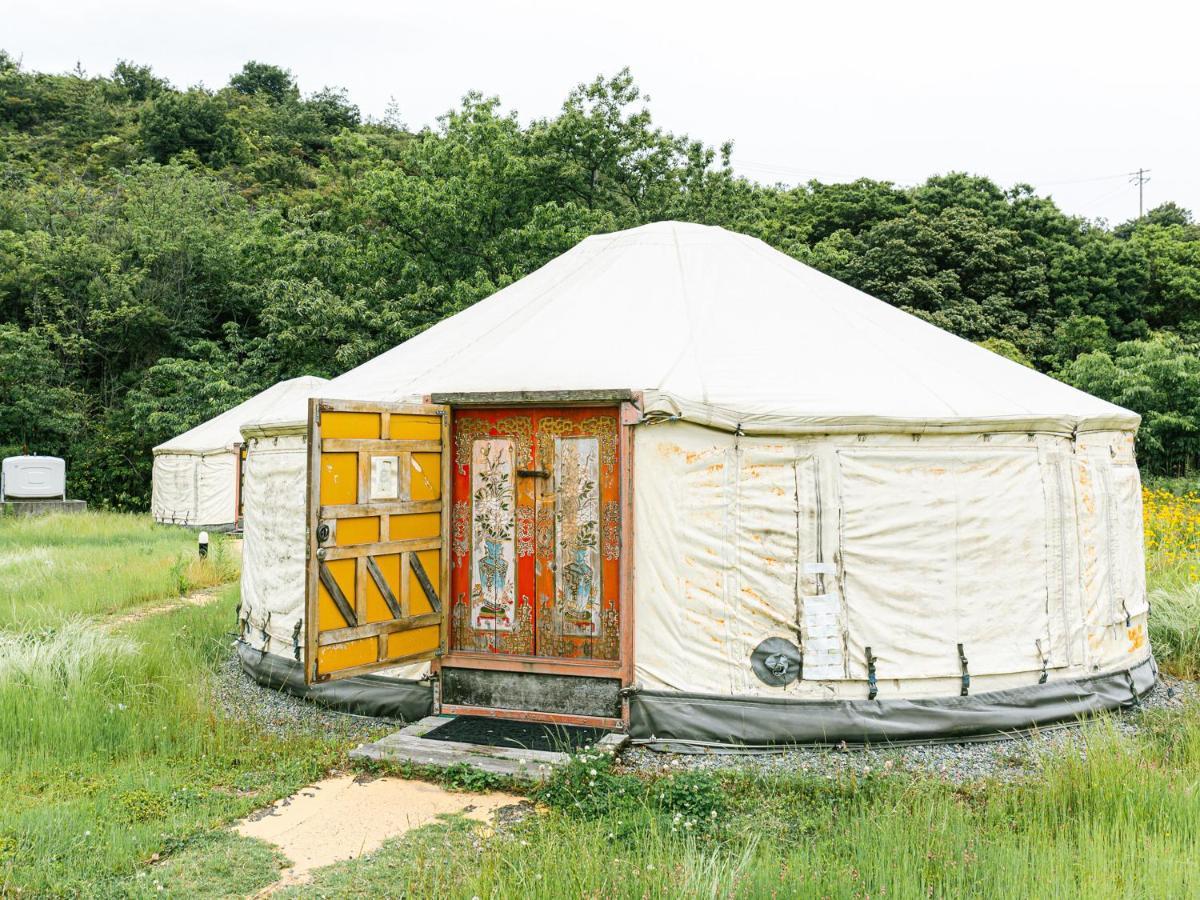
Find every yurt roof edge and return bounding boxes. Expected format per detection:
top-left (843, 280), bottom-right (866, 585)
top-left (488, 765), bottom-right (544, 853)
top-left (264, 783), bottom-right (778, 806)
top-left (239, 222), bottom-right (1138, 436)
top-left (153, 375), bottom-right (329, 454)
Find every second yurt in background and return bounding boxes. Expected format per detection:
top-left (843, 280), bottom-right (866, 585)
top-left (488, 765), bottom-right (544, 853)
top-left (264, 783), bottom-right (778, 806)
top-left (152, 375), bottom-right (328, 529)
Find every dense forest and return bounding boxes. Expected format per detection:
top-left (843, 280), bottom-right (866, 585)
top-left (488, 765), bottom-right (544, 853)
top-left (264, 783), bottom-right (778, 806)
top-left (2, 54), bottom-right (1199, 507)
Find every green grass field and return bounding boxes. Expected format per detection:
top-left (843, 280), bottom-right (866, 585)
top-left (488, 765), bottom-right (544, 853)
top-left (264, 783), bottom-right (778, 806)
top-left (2, 508), bottom-right (1199, 898)
top-left (0, 512), bottom-right (238, 628)
top-left (0, 513), bottom-right (359, 897)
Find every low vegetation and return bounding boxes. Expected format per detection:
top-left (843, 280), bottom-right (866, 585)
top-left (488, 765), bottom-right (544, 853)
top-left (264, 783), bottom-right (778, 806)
top-left (1, 492), bottom-right (1198, 895)
top-left (0, 513), bottom-right (362, 896)
top-left (0, 511), bottom-right (237, 628)
top-left (1144, 484), bottom-right (1200, 677)
top-left (295, 711), bottom-right (1200, 897)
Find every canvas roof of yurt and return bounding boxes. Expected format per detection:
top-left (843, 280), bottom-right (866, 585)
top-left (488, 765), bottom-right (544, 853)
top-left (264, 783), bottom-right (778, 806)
top-left (154, 376), bottom-right (329, 456)
top-left (265, 221), bottom-right (1139, 436)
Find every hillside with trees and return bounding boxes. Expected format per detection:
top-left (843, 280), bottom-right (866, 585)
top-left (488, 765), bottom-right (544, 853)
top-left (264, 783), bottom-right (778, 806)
top-left (3, 53), bottom-right (1199, 506)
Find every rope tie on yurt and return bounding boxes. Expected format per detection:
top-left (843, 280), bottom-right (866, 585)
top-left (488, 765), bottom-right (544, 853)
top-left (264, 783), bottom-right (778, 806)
top-left (260, 612), bottom-right (271, 660)
top-left (292, 620), bottom-right (303, 661)
top-left (1035, 639), bottom-right (1049, 684)
top-left (865, 647), bottom-right (878, 700)
top-left (957, 643), bottom-right (970, 697)
top-left (1122, 599), bottom-right (1131, 628)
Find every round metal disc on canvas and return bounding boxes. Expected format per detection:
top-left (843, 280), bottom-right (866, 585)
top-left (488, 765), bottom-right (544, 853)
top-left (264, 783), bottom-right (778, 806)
top-left (750, 637), bottom-right (802, 686)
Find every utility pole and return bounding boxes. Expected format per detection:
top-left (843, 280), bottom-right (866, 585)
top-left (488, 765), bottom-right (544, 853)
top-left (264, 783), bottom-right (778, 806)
top-left (1129, 168), bottom-right (1151, 218)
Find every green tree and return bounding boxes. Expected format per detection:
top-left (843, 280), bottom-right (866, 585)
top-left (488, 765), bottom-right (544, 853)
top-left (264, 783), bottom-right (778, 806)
top-left (228, 61), bottom-right (299, 103)
top-left (1060, 333), bottom-right (1200, 475)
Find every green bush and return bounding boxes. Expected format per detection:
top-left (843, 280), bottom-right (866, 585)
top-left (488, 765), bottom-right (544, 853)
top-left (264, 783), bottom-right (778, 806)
top-left (534, 750), bottom-right (643, 819)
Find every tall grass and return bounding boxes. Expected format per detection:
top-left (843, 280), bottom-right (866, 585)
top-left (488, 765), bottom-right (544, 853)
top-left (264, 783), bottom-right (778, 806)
top-left (301, 709), bottom-right (1200, 899)
top-left (1148, 569), bottom-right (1200, 679)
top-left (0, 512), bottom-right (238, 628)
top-left (0, 593), bottom-right (348, 896)
top-left (0, 514), bottom-right (349, 896)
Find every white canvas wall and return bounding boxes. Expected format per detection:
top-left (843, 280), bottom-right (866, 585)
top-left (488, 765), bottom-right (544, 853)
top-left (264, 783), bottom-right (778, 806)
top-left (151, 451), bottom-right (237, 528)
top-left (239, 419), bottom-right (1149, 700)
top-left (632, 421), bottom-right (1151, 699)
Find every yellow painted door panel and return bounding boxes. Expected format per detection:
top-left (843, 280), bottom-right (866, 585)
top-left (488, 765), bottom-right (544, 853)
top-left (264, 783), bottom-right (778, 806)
top-left (305, 399), bottom-right (450, 684)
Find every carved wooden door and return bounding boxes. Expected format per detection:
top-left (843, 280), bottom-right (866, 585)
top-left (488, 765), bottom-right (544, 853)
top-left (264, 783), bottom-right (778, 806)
top-left (449, 407), bottom-right (622, 662)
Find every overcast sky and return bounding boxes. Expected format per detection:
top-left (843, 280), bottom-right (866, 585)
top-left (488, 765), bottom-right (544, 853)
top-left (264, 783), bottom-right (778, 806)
top-left (7, 0), bottom-right (1198, 226)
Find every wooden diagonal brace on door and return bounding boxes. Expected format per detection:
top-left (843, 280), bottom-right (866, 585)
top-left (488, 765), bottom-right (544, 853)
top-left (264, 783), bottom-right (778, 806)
top-left (365, 555), bottom-right (403, 619)
top-left (318, 561), bottom-right (357, 628)
top-left (409, 552), bottom-right (441, 613)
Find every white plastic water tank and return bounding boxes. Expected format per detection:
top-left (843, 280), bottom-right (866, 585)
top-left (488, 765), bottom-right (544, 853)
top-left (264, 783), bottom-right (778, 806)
top-left (1, 456), bottom-right (67, 500)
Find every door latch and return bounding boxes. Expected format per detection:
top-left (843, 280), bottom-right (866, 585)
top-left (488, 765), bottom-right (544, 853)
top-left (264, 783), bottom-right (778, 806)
top-left (517, 469), bottom-right (550, 479)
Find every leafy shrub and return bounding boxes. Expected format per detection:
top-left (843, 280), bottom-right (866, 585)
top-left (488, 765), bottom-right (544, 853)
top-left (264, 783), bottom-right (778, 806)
top-left (439, 762), bottom-right (508, 793)
top-left (534, 750), bottom-right (643, 819)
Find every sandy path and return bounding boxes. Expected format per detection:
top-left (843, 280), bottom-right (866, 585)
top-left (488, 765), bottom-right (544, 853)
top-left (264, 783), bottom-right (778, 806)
top-left (237, 774), bottom-right (522, 894)
top-left (104, 584), bottom-right (228, 628)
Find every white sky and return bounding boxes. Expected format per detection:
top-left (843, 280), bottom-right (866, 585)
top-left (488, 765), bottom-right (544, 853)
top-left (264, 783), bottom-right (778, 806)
top-left (6, 0), bottom-right (1198, 226)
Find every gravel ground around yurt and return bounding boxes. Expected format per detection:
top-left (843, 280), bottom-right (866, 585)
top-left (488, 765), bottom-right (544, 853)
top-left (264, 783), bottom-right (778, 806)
top-left (213, 648), bottom-right (395, 744)
top-left (620, 674), bottom-right (1199, 784)
top-left (214, 644), bottom-right (1197, 785)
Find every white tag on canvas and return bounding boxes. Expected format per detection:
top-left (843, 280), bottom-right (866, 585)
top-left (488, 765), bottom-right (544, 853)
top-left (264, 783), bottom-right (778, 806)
top-left (802, 562), bottom-right (837, 576)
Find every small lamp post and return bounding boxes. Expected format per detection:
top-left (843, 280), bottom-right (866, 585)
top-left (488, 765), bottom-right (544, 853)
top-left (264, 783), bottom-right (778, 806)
top-left (198, 530), bottom-right (209, 559)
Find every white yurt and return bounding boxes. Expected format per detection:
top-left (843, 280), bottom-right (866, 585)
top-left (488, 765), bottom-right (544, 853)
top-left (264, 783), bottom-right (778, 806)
top-left (151, 375), bottom-right (328, 529)
top-left (236, 222), bottom-right (1154, 746)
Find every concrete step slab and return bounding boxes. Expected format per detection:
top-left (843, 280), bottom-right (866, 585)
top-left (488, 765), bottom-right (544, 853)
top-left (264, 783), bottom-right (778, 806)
top-left (349, 715), bottom-right (630, 780)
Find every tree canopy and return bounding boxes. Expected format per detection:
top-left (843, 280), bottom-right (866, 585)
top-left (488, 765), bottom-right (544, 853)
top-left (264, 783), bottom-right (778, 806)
top-left (2, 53), bottom-right (1198, 505)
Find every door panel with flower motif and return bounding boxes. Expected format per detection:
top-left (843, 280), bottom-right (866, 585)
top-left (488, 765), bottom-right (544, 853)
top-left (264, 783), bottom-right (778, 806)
top-left (450, 407), bottom-right (621, 662)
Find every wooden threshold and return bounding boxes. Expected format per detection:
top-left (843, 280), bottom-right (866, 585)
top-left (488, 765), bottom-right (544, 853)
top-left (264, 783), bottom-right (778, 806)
top-left (439, 704), bottom-right (625, 731)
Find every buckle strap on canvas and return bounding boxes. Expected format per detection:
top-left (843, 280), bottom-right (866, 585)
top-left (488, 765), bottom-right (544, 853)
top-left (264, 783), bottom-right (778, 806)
top-left (1035, 639), bottom-right (1049, 684)
top-left (1124, 669), bottom-right (1140, 707)
top-left (865, 647), bottom-right (878, 700)
top-left (958, 643), bottom-right (970, 697)
top-left (293, 620), bottom-right (303, 662)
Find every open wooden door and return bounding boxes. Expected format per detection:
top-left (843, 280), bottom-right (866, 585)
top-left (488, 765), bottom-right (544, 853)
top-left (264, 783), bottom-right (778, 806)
top-left (304, 399), bottom-right (451, 684)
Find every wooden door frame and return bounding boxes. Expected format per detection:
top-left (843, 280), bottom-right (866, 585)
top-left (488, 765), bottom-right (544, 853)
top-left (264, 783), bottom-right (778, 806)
top-left (427, 390), bottom-right (641, 729)
top-left (233, 442), bottom-right (245, 530)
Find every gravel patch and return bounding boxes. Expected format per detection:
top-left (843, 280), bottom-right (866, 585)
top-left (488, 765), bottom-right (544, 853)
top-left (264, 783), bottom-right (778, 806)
top-left (212, 645), bottom-right (394, 744)
top-left (211, 643), bottom-right (1198, 785)
top-left (619, 673), bottom-right (1200, 784)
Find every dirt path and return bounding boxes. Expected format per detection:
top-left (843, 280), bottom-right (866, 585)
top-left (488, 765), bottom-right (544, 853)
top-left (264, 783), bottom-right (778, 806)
top-left (237, 774), bottom-right (523, 895)
top-left (104, 584), bottom-right (228, 629)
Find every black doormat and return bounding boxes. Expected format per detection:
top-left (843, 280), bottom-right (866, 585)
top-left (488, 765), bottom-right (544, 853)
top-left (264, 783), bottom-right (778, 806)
top-left (422, 715), bottom-right (608, 753)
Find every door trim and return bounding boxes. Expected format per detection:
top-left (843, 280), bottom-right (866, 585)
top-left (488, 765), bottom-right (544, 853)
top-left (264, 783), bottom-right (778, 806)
top-left (431, 397), bottom-right (641, 728)
top-left (430, 389), bottom-right (634, 407)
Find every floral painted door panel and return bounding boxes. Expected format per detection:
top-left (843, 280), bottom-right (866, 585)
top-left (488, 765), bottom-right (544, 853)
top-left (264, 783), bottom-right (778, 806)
top-left (450, 408), bottom-right (621, 661)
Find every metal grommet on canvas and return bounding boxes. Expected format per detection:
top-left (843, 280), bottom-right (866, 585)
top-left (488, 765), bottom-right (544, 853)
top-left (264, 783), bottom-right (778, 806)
top-left (751, 637), bottom-right (802, 686)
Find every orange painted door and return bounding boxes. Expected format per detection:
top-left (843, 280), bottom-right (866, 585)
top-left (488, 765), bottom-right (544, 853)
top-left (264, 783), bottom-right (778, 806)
top-left (449, 408), bottom-right (622, 661)
top-left (305, 399), bottom-right (451, 683)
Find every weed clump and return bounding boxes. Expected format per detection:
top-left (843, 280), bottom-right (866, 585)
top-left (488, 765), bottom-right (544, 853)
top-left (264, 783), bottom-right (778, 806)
top-left (534, 749), bottom-right (643, 819)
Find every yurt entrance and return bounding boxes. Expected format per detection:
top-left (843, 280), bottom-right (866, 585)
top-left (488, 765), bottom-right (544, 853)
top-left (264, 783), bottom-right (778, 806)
top-left (303, 393), bottom-right (636, 729)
